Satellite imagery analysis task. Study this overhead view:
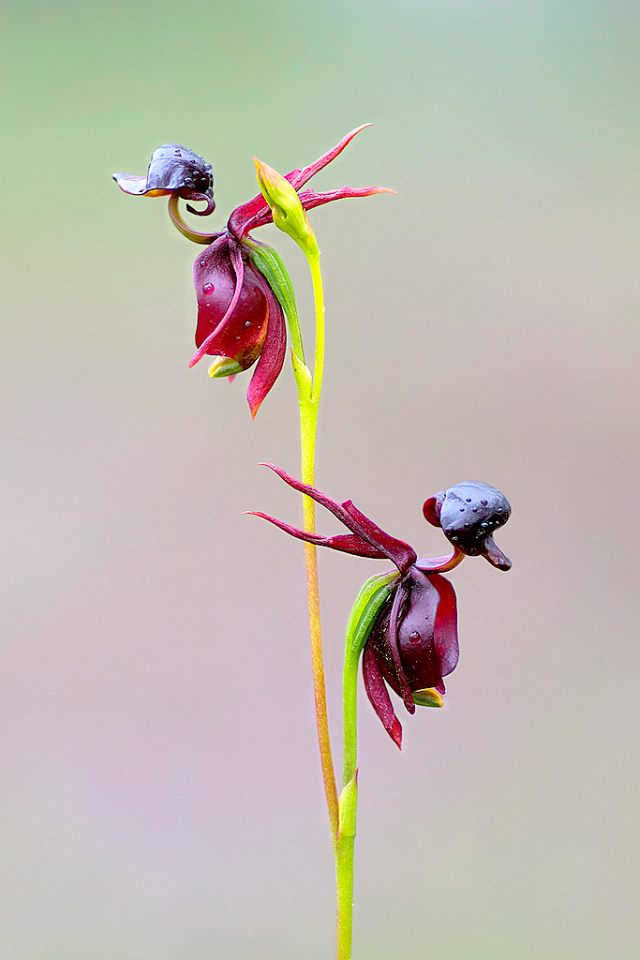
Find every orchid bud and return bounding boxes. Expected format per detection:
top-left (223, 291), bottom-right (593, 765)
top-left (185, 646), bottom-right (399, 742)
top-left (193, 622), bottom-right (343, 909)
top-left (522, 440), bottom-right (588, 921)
top-left (423, 481), bottom-right (512, 570)
top-left (253, 158), bottom-right (319, 258)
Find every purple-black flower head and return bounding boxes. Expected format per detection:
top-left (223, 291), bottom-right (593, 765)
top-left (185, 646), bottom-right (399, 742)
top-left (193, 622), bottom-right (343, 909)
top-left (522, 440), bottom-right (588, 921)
top-left (113, 144), bottom-right (214, 213)
top-left (423, 481), bottom-right (512, 570)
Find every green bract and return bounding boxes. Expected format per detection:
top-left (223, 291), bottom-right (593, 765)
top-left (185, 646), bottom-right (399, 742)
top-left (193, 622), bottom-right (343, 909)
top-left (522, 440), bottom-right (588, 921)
top-left (344, 572), bottom-right (398, 663)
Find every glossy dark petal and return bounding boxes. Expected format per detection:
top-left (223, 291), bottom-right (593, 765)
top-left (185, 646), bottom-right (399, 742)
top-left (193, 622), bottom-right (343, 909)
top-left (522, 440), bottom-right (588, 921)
top-left (385, 580), bottom-right (417, 714)
top-left (371, 568), bottom-right (459, 706)
top-left (246, 284), bottom-right (287, 419)
top-left (424, 480), bottom-right (512, 570)
top-left (395, 569), bottom-right (444, 692)
top-left (362, 640), bottom-right (403, 749)
top-left (190, 238), bottom-right (268, 369)
top-left (430, 572), bottom-right (459, 678)
top-left (113, 144), bottom-right (214, 210)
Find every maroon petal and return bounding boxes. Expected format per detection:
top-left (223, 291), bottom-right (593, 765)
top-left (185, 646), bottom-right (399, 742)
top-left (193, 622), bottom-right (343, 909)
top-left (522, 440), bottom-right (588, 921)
top-left (227, 193), bottom-right (270, 239)
top-left (385, 580), bottom-right (416, 715)
top-left (246, 285), bottom-right (287, 419)
top-left (394, 569), bottom-right (443, 692)
top-left (429, 573), bottom-right (459, 678)
top-left (190, 240), bottom-right (245, 367)
top-left (261, 463), bottom-right (416, 572)
top-left (343, 501), bottom-right (416, 574)
top-left (362, 641), bottom-right (403, 749)
top-left (227, 125), bottom-right (373, 237)
top-left (296, 185), bottom-right (394, 213)
top-left (259, 463), bottom-right (371, 529)
top-left (422, 495), bottom-right (442, 527)
top-left (290, 124), bottom-right (372, 190)
top-left (189, 241), bottom-right (269, 371)
top-left (247, 512), bottom-right (386, 559)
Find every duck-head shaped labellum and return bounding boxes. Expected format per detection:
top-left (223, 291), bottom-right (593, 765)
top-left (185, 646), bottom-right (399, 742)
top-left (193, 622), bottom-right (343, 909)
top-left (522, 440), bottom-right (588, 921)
top-left (113, 144), bottom-right (214, 215)
top-left (423, 481), bottom-right (512, 571)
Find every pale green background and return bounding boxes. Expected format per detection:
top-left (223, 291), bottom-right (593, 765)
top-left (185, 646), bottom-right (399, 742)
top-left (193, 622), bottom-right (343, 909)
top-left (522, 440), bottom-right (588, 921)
top-left (2, 1), bottom-right (639, 957)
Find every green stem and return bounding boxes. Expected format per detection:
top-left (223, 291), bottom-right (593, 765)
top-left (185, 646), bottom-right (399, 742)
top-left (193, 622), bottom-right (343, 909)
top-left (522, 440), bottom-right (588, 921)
top-left (293, 249), bottom-right (340, 840)
top-left (335, 649), bottom-right (360, 960)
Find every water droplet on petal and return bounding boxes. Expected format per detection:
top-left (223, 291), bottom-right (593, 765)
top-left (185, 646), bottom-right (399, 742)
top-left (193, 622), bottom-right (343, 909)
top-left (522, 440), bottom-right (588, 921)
top-left (244, 320), bottom-right (252, 328)
top-left (203, 282), bottom-right (214, 294)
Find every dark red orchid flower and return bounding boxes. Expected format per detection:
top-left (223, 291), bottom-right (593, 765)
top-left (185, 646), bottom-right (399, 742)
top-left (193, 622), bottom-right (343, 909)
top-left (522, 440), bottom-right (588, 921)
top-left (251, 464), bottom-right (512, 749)
top-left (113, 126), bottom-right (390, 417)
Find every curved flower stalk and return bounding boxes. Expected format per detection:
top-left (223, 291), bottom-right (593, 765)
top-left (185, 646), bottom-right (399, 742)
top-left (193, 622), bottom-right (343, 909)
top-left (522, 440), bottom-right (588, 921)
top-left (113, 127), bottom-right (390, 417)
top-left (252, 464), bottom-right (512, 748)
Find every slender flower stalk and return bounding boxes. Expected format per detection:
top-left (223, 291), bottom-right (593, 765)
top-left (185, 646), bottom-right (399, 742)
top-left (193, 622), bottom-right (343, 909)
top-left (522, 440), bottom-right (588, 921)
top-left (252, 157), bottom-right (340, 837)
top-left (297, 251), bottom-right (339, 838)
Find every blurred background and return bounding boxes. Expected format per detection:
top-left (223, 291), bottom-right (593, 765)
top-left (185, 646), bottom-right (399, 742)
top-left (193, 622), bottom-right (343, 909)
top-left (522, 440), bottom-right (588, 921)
top-left (2, 0), bottom-right (639, 957)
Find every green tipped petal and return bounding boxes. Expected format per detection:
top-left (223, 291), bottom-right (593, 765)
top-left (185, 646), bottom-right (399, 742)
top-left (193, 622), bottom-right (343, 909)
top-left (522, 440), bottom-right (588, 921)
top-left (208, 357), bottom-right (243, 378)
top-left (412, 687), bottom-right (445, 708)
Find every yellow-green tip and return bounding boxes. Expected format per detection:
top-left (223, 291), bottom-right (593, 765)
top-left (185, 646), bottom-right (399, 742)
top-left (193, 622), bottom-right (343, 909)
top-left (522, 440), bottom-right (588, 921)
top-left (412, 687), bottom-right (445, 708)
top-left (208, 356), bottom-right (243, 379)
top-left (253, 157), bottom-right (318, 257)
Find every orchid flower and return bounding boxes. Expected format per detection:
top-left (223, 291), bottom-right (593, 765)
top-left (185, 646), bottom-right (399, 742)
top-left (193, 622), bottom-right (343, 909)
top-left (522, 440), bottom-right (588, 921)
top-left (113, 127), bottom-right (390, 417)
top-left (252, 465), bottom-right (511, 748)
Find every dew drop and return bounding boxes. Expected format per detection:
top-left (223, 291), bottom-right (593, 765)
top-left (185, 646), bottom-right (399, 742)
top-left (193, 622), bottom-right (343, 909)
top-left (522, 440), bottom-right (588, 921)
top-left (203, 282), bottom-right (214, 294)
top-left (199, 259), bottom-right (207, 267)
top-left (465, 498), bottom-right (472, 502)
top-left (244, 320), bottom-right (252, 328)
top-left (481, 499), bottom-right (488, 506)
